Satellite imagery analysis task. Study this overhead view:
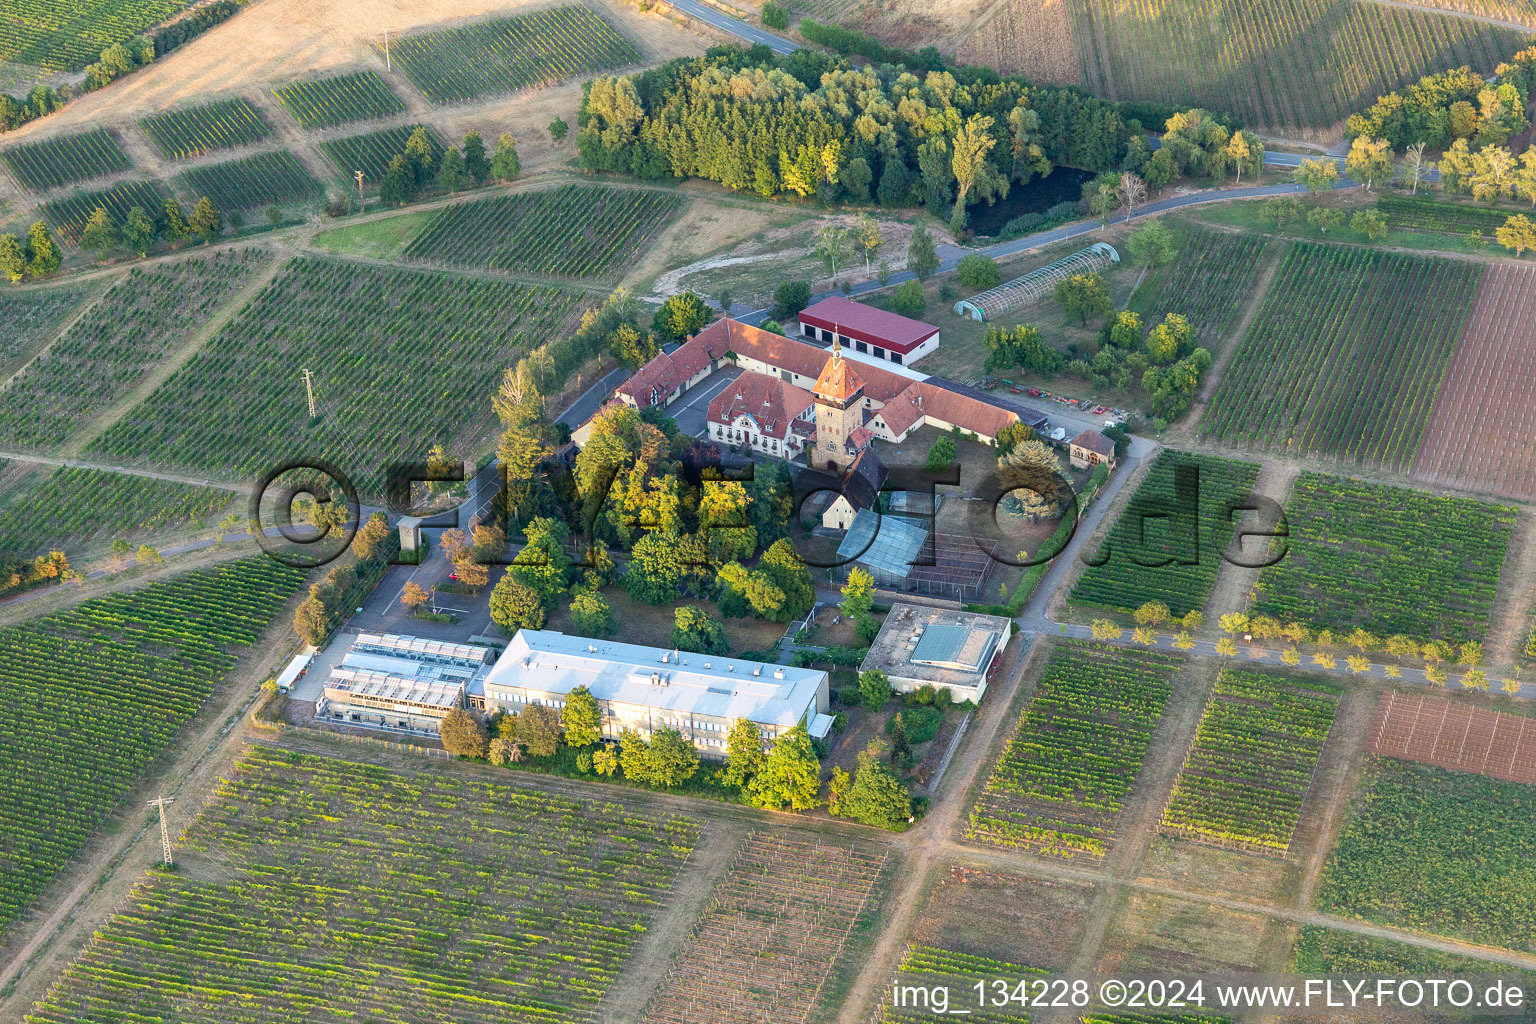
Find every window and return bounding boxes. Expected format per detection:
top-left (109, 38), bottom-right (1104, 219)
top-left (855, 340), bottom-right (867, 353)
top-left (873, 346), bottom-right (884, 358)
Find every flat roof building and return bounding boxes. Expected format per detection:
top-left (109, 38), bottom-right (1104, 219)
top-left (482, 630), bottom-right (833, 757)
top-left (318, 632), bottom-right (495, 736)
top-left (860, 604), bottom-right (1012, 704)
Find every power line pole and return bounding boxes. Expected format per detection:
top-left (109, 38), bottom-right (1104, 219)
top-left (355, 170), bottom-right (366, 213)
top-left (147, 796), bottom-right (175, 868)
top-left (383, 29), bottom-right (391, 72)
top-left (302, 367), bottom-right (317, 419)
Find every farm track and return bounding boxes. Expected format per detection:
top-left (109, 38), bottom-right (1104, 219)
top-left (56, 246), bottom-right (294, 458)
top-left (1482, 508), bottom-right (1536, 665)
top-left (1199, 460), bottom-right (1301, 621)
top-left (1177, 241), bottom-right (1285, 436)
top-left (1288, 685), bottom-right (1374, 908)
top-left (0, 275), bottom-right (119, 389)
top-left (1362, 0), bottom-right (1536, 31)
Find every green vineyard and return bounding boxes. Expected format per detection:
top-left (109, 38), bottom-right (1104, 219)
top-left (380, 5), bottom-right (641, 104)
top-left (1161, 668), bottom-right (1339, 853)
top-left (1066, 0), bottom-right (1526, 129)
top-left (1252, 473), bottom-right (1516, 644)
top-left (0, 559), bottom-right (304, 935)
top-left (40, 179), bottom-right (169, 246)
top-left (403, 185), bottom-right (683, 282)
top-left (271, 69), bottom-right (406, 128)
top-left (0, 0), bottom-right (188, 70)
top-left (1316, 757), bottom-right (1536, 954)
top-left (1135, 229), bottom-right (1272, 352)
top-left (139, 97), bottom-right (271, 160)
top-left (0, 286), bottom-right (85, 363)
top-left (0, 465), bottom-right (235, 559)
top-left (89, 257), bottom-right (587, 493)
top-left (24, 746), bottom-right (701, 1022)
top-left (1201, 243), bottom-right (1480, 470)
top-left (967, 643), bottom-right (1178, 860)
top-left (881, 946), bottom-right (1042, 1023)
top-left (0, 248), bottom-right (270, 450)
top-left (176, 149), bottom-right (324, 211)
top-left (1375, 194), bottom-right (1515, 234)
top-left (0, 127), bottom-right (132, 191)
top-left (1070, 450), bottom-right (1261, 618)
top-left (318, 122), bottom-right (444, 183)
top-left (1294, 924), bottom-right (1536, 981)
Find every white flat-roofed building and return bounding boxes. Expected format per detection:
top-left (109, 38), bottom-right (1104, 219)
top-left (860, 604), bottom-right (1012, 704)
top-left (483, 630), bottom-right (834, 757)
top-left (318, 633), bottom-right (495, 735)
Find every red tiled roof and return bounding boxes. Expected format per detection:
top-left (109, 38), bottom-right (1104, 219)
top-left (707, 371), bottom-right (814, 441)
top-left (616, 338), bottom-right (716, 407)
top-left (813, 351), bottom-right (865, 403)
top-left (1071, 429), bottom-right (1116, 457)
top-left (799, 296), bottom-right (938, 353)
top-left (847, 426), bottom-right (876, 449)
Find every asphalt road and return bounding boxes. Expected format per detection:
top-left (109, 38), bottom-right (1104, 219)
top-left (667, 0), bottom-right (797, 53)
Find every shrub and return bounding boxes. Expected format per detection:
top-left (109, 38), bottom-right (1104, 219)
top-left (957, 252), bottom-right (1000, 289)
top-left (761, 1), bottom-right (789, 29)
top-left (891, 279), bottom-right (926, 316)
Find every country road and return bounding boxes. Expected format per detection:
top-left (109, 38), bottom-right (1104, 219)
top-left (666, 0), bottom-right (797, 53)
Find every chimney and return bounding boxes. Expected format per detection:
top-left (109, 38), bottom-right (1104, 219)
top-left (651, 671), bottom-right (661, 686)
top-left (773, 668), bottom-right (785, 680)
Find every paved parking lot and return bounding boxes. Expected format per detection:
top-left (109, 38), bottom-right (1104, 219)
top-left (669, 367), bottom-right (743, 438)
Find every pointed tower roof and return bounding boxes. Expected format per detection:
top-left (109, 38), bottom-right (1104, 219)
top-left (813, 326), bottom-right (865, 403)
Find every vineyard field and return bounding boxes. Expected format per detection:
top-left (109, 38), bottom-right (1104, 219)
top-left (967, 643), bottom-right (1179, 860)
top-left (0, 0), bottom-right (188, 70)
top-left (1388, 0), bottom-right (1536, 27)
top-left (1133, 230), bottom-right (1272, 352)
top-left (271, 69), bottom-right (406, 128)
top-left (380, 5), bottom-right (640, 104)
top-left (89, 256), bottom-right (587, 493)
top-left (0, 127), bottom-right (132, 192)
top-left (1200, 244), bottom-right (1480, 471)
top-left (1252, 472), bottom-right (1516, 644)
top-left (139, 98), bottom-right (271, 160)
top-left (1161, 668), bottom-right (1339, 854)
top-left (24, 746), bottom-right (701, 1022)
top-left (318, 123), bottom-right (444, 183)
top-left (881, 946), bottom-right (1042, 1023)
top-left (953, 0), bottom-right (1082, 84)
top-left (1070, 449), bottom-right (1262, 618)
top-left (0, 286), bottom-right (85, 364)
top-left (176, 150), bottom-right (324, 211)
top-left (1294, 925), bottom-right (1536, 981)
top-left (40, 179), bottom-right (169, 246)
top-left (1413, 264), bottom-right (1536, 502)
top-left (1316, 757), bottom-right (1536, 954)
top-left (0, 248), bottom-right (269, 450)
top-left (1066, 0), bottom-right (1527, 130)
top-left (402, 185), bottom-right (683, 282)
top-left (0, 465), bottom-right (234, 559)
top-left (0, 559), bottom-right (304, 935)
top-left (643, 833), bottom-right (887, 1024)
top-left (1375, 194), bottom-right (1514, 234)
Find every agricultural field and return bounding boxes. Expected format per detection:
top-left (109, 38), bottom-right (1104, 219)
top-left (271, 69), bottom-right (406, 128)
top-left (402, 185), bottom-right (683, 283)
top-left (1375, 194), bottom-right (1514, 235)
top-left (0, 285), bottom-right (84, 364)
top-left (1413, 264), bottom-right (1536, 502)
top-left (24, 745), bottom-right (701, 1022)
top-left (1200, 244), bottom-right (1480, 471)
top-left (1366, 691), bottom-right (1536, 786)
top-left (1130, 229), bottom-right (1272, 353)
top-left (909, 867), bottom-right (1094, 968)
top-left (89, 256), bottom-right (587, 493)
top-left (0, 465), bottom-right (234, 559)
top-left (40, 179), bottom-right (168, 246)
top-left (0, 559), bottom-right (304, 936)
top-left (1251, 472), bottom-right (1516, 644)
top-left (1065, 0), bottom-right (1527, 130)
top-left (1293, 924), bottom-right (1536, 981)
top-left (0, 127), bottom-right (132, 192)
top-left (1316, 756), bottom-right (1536, 953)
top-left (318, 123), bottom-right (444, 183)
top-left (1160, 668), bottom-right (1339, 854)
top-left (952, 0), bottom-right (1082, 84)
top-left (1391, 0), bottom-right (1536, 26)
top-left (1070, 450), bottom-right (1262, 618)
top-left (0, 248), bottom-right (270, 450)
top-left (175, 150), bottom-right (324, 212)
top-left (642, 832), bottom-right (888, 1024)
top-left (0, 0), bottom-right (187, 71)
top-left (880, 946), bottom-right (1041, 1023)
top-left (380, 5), bottom-right (641, 105)
top-left (967, 642), bottom-right (1179, 860)
top-left (139, 97), bottom-right (271, 160)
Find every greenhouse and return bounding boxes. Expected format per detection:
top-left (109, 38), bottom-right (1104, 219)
top-left (954, 243), bottom-right (1120, 321)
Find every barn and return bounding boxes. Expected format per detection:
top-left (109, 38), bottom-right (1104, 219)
top-left (797, 296), bottom-right (940, 366)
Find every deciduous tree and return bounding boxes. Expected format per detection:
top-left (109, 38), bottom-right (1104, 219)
top-left (440, 708), bottom-right (490, 758)
top-left (746, 725), bottom-right (820, 810)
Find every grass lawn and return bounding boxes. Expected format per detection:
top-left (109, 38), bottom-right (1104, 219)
top-left (311, 210), bottom-right (435, 259)
top-left (545, 586), bottom-right (787, 657)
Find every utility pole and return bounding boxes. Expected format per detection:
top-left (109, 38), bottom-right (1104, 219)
top-left (383, 29), bottom-right (391, 72)
top-left (302, 367), bottom-right (317, 419)
top-left (147, 796), bottom-right (175, 868)
top-left (355, 170), bottom-right (366, 213)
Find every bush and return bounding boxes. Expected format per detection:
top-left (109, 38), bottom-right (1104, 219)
top-left (888, 704), bottom-right (942, 744)
top-left (957, 252), bottom-right (1000, 289)
top-left (891, 279), bottom-right (926, 316)
top-left (761, 1), bottom-right (789, 29)
top-left (771, 280), bottom-right (811, 320)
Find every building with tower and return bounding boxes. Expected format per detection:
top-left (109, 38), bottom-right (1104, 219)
top-left (810, 334), bottom-right (872, 472)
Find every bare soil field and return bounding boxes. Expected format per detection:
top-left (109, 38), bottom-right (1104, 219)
top-left (1412, 263), bottom-right (1536, 503)
top-left (1366, 689), bottom-right (1536, 785)
top-left (951, 0), bottom-right (1082, 84)
top-left (908, 863), bottom-right (1095, 967)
